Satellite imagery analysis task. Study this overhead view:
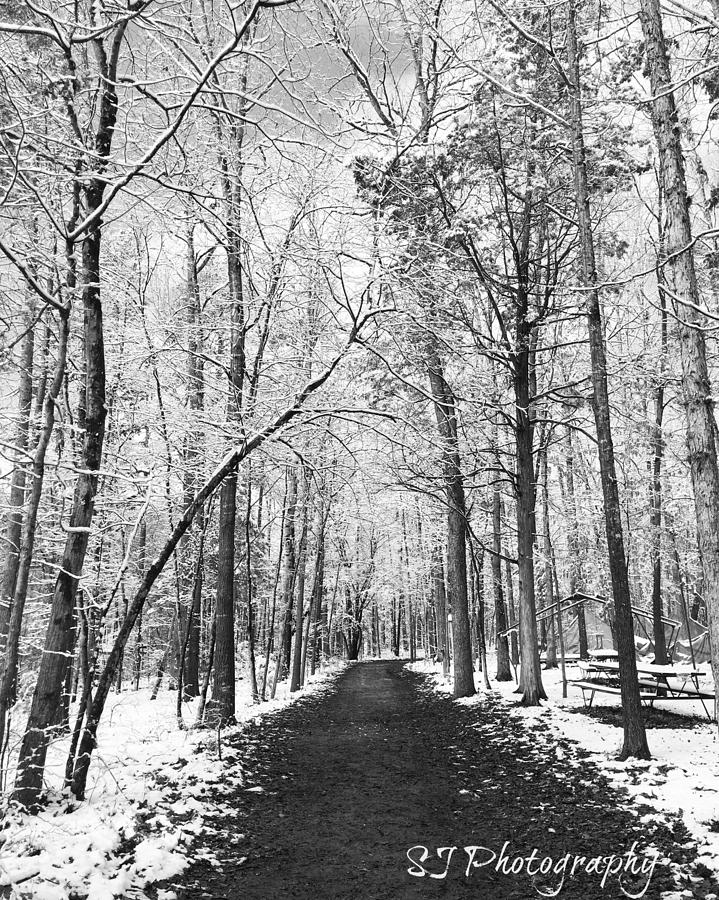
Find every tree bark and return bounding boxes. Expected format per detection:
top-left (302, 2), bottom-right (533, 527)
top-left (290, 505), bottom-right (309, 692)
top-left (13, 15), bottom-right (139, 805)
top-left (195, 616), bottom-right (216, 727)
top-left (540, 446), bottom-right (558, 669)
top-left (205, 35), bottom-right (254, 725)
top-left (182, 223), bottom-right (205, 697)
top-left (15, 214), bottom-right (108, 806)
top-left (0, 303), bottom-right (35, 649)
top-left (492, 489), bottom-right (512, 680)
top-left (649, 219), bottom-right (669, 665)
top-left (513, 326), bottom-right (546, 703)
top-left (210, 468), bottom-right (237, 726)
top-left (432, 548), bottom-right (450, 678)
top-left (307, 503), bottom-right (326, 679)
top-left (500, 495), bottom-right (520, 669)
top-left (426, 341), bottom-right (474, 698)
top-left (262, 483), bottom-right (286, 698)
top-left (566, 0), bottom-right (650, 758)
top-left (0, 311), bottom-right (69, 759)
top-left (637, 0), bottom-right (719, 689)
top-left (244, 473), bottom-right (259, 702)
top-left (279, 468), bottom-right (298, 679)
top-left (563, 423), bottom-right (589, 658)
top-left (473, 550), bottom-right (492, 690)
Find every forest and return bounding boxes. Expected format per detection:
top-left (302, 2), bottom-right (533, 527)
top-left (1, 0), bottom-right (719, 896)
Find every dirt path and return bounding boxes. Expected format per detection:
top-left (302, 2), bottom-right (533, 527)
top-left (165, 661), bottom-right (710, 899)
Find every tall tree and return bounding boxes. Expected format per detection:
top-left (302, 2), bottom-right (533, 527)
top-left (637, 0), bottom-right (719, 704)
top-left (279, 468), bottom-right (299, 680)
top-left (565, 0), bottom-right (650, 758)
top-left (69, 307), bottom-right (382, 798)
top-left (425, 338), bottom-right (476, 697)
top-left (0, 309), bottom-right (69, 759)
top-left (15, 11), bottom-right (129, 802)
top-left (492, 488), bottom-right (513, 681)
top-left (0, 300), bottom-right (35, 647)
top-left (181, 222), bottom-right (206, 697)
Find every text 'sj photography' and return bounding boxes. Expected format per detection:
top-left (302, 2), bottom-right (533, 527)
top-left (407, 840), bottom-right (660, 898)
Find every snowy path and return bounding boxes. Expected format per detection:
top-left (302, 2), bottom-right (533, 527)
top-left (164, 661), bottom-right (714, 899)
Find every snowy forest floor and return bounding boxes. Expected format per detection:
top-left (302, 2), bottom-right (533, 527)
top-left (154, 660), bottom-right (717, 900)
top-left (2, 659), bottom-right (718, 899)
top-left (412, 655), bottom-right (719, 888)
top-left (0, 663), bottom-right (347, 899)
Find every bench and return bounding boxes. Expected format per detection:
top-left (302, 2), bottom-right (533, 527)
top-left (637, 678), bottom-right (715, 701)
top-left (570, 680), bottom-right (658, 708)
top-left (541, 653), bottom-right (581, 663)
top-left (572, 679), bottom-right (716, 721)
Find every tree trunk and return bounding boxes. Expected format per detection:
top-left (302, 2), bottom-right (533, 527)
top-left (262, 484), bottom-right (286, 698)
top-left (205, 44), bottom-right (253, 723)
top-left (567, 0), bottom-right (650, 758)
top-left (638, 0), bottom-right (719, 688)
top-left (514, 333), bottom-right (546, 704)
top-left (400, 513), bottom-right (415, 662)
top-left (210, 469), bottom-right (237, 726)
top-left (245, 473), bottom-right (259, 702)
top-left (208, 183), bottom-right (248, 726)
top-left (279, 468), bottom-right (298, 679)
top-left (492, 489), bottom-right (512, 680)
top-left (184, 557), bottom-right (203, 698)
top-left (649, 222), bottom-right (669, 665)
top-left (177, 542), bottom-right (204, 720)
top-left (391, 595), bottom-right (399, 656)
top-left (64, 601), bottom-right (96, 786)
top-left (134, 519), bottom-right (146, 691)
top-left (15, 210), bottom-right (108, 807)
top-left (300, 589), bottom-right (313, 686)
top-left (0, 303), bottom-right (35, 649)
top-left (0, 311), bottom-right (69, 759)
top-left (432, 548), bottom-right (450, 678)
top-left (290, 509), bottom-right (309, 693)
top-left (501, 496), bottom-right (519, 669)
top-left (195, 616), bottom-right (216, 727)
top-left (473, 550), bottom-right (492, 690)
top-left (426, 341), bottom-right (474, 698)
top-left (182, 223), bottom-right (205, 697)
top-left (308, 505), bottom-right (326, 678)
top-left (324, 566), bottom-right (339, 662)
top-left (541, 448), bottom-right (558, 669)
top-left (563, 423), bottom-right (589, 658)
top-left (13, 20), bottom-right (137, 804)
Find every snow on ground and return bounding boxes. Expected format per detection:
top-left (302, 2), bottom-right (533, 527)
top-left (408, 655), bottom-right (719, 888)
top-left (0, 662), bottom-right (347, 899)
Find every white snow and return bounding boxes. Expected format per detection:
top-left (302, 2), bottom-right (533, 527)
top-left (0, 662), bottom-right (347, 899)
top-left (408, 655), bottom-right (719, 885)
top-left (7, 654), bottom-right (714, 897)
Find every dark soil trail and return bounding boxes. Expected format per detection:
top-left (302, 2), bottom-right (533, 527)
top-left (167, 661), bottom-right (709, 899)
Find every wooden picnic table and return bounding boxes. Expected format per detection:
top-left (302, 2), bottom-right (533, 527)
top-left (583, 660), bottom-right (702, 677)
top-left (574, 659), bottom-right (715, 720)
